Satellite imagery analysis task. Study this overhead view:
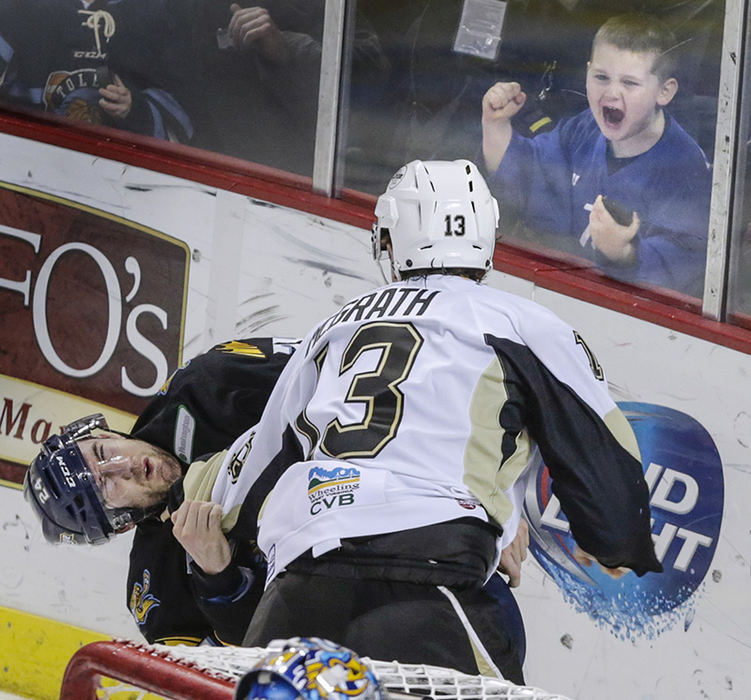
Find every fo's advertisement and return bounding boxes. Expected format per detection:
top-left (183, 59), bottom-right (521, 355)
top-left (0, 182), bottom-right (189, 483)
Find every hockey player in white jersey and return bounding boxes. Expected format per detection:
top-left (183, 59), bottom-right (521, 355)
top-left (210, 159), bottom-right (662, 682)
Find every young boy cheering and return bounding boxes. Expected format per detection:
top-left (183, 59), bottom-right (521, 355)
top-left (481, 13), bottom-right (711, 297)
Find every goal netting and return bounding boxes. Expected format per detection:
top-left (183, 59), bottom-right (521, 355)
top-left (59, 639), bottom-right (573, 700)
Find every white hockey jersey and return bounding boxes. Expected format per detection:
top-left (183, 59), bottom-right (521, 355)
top-left (212, 275), bottom-right (660, 582)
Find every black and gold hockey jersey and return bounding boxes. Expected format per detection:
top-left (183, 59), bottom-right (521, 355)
top-left (126, 337), bottom-right (294, 645)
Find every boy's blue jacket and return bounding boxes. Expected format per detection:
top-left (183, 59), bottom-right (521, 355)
top-left (488, 109), bottom-right (711, 296)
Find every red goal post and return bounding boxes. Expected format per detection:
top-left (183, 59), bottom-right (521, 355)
top-left (59, 640), bottom-right (236, 699)
top-left (60, 639), bottom-right (573, 700)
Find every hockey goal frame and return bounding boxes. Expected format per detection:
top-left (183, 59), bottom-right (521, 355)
top-left (59, 638), bottom-right (573, 700)
top-left (60, 640), bottom-right (236, 699)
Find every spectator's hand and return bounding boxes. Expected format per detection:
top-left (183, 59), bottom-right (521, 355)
top-left (573, 545), bottom-right (631, 580)
top-left (589, 195), bottom-right (640, 265)
top-left (229, 4), bottom-right (289, 64)
top-left (481, 82), bottom-right (526, 173)
top-left (498, 519), bottom-right (529, 588)
top-left (482, 82), bottom-right (527, 123)
top-left (171, 500), bottom-right (232, 575)
top-left (98, 74), bottom-right (133, 119)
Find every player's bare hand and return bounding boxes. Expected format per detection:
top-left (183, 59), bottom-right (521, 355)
top-left (98, 74), bottom-right (132, 119)
top-left (498, 519), bottom-right (529, 588)
top-left (171, 500), bottom-right (232, 575)
top-left (229, 4), bottom-right (289, 63)
top-left (482, 82), bottom-right (527, 124)
top-left (574, 545), bottom-right (631, 580)
top-left (589, 195), bottom-right (640, 265)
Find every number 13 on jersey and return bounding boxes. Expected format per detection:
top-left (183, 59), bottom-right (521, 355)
top-left (295, 321), bottom-right (424, 459)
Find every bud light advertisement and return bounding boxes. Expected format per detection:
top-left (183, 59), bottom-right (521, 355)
top-left (524, 402), bottom-right (723, 641)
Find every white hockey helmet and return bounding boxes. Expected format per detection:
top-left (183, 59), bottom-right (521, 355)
top-left (372, 159), bottom-right (499, 278)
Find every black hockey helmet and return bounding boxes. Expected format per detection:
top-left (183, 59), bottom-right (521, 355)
top-left (23, 414), bottom-right (152, 545)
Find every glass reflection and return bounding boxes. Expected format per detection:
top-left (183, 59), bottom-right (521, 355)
top-left (166, 0), bottom-right (323, 175)
top-left (0, 0), bottom-right (193, 142)
top-left (0, 0), bottom-right (325, 177)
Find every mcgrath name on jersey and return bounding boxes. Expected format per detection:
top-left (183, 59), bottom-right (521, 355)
top-left (307, 287), bottom-right (440, 353)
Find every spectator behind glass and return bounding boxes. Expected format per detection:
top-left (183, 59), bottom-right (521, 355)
top-left (165, 1), bottom-right (389, 178)
top-left (164, 1), bottom-right (324, 176)
top-left (0, 0), bottom-right (193, 142)
top-left (481, 13), bottom-right (712, 297)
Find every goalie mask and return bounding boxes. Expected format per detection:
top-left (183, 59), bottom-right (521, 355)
top-left (234, 637), bottom-right (386, 700)
top-left (372, 159), bottom-right (499, 279)
top-left (24, 414), bottom-right (172, 545)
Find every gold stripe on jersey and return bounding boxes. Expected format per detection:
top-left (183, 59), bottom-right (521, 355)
top-left (604, 406), bottom-right (642, 462)
top-left (216, 340), bottom-right (267, 358)
top-left (463, 356), bottom-right (532, 527)
top-left (156, 635), bottom-right (204, 646)
top-left (183, 448), bottom-right (248, 533)
top-left (183, 452), bottom-right (225, 502)
top-left (222, 502), bottom-right (243, 533)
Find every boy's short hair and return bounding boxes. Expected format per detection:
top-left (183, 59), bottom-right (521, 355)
top-left (593, 13), bottom-right (679, 82)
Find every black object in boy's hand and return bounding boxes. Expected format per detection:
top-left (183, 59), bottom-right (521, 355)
top-left (95, 66), bottom-right (115, 88)
top-left (602, 196), bottom-right (634, 226)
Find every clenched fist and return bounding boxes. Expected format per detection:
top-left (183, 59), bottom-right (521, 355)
top-left (171, 499), bottom-right (232, 575)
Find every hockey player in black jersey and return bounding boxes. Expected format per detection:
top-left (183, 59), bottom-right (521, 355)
top-left (25, 338), bottom-right (296, 645)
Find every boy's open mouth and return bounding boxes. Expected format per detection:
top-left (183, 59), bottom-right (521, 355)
top-left (603, 106), bottom-right (624, 126)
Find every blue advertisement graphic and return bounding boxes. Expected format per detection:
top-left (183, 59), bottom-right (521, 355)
top-left (524, 402), bottom-right (723, 640)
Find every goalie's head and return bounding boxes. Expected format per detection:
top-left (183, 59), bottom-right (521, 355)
top-left (372, 159), bottom-right (499, 280)
top-left (24, 414), bottom-right (180, 545)
top-left (234, 637), bottom-right (386, 700)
